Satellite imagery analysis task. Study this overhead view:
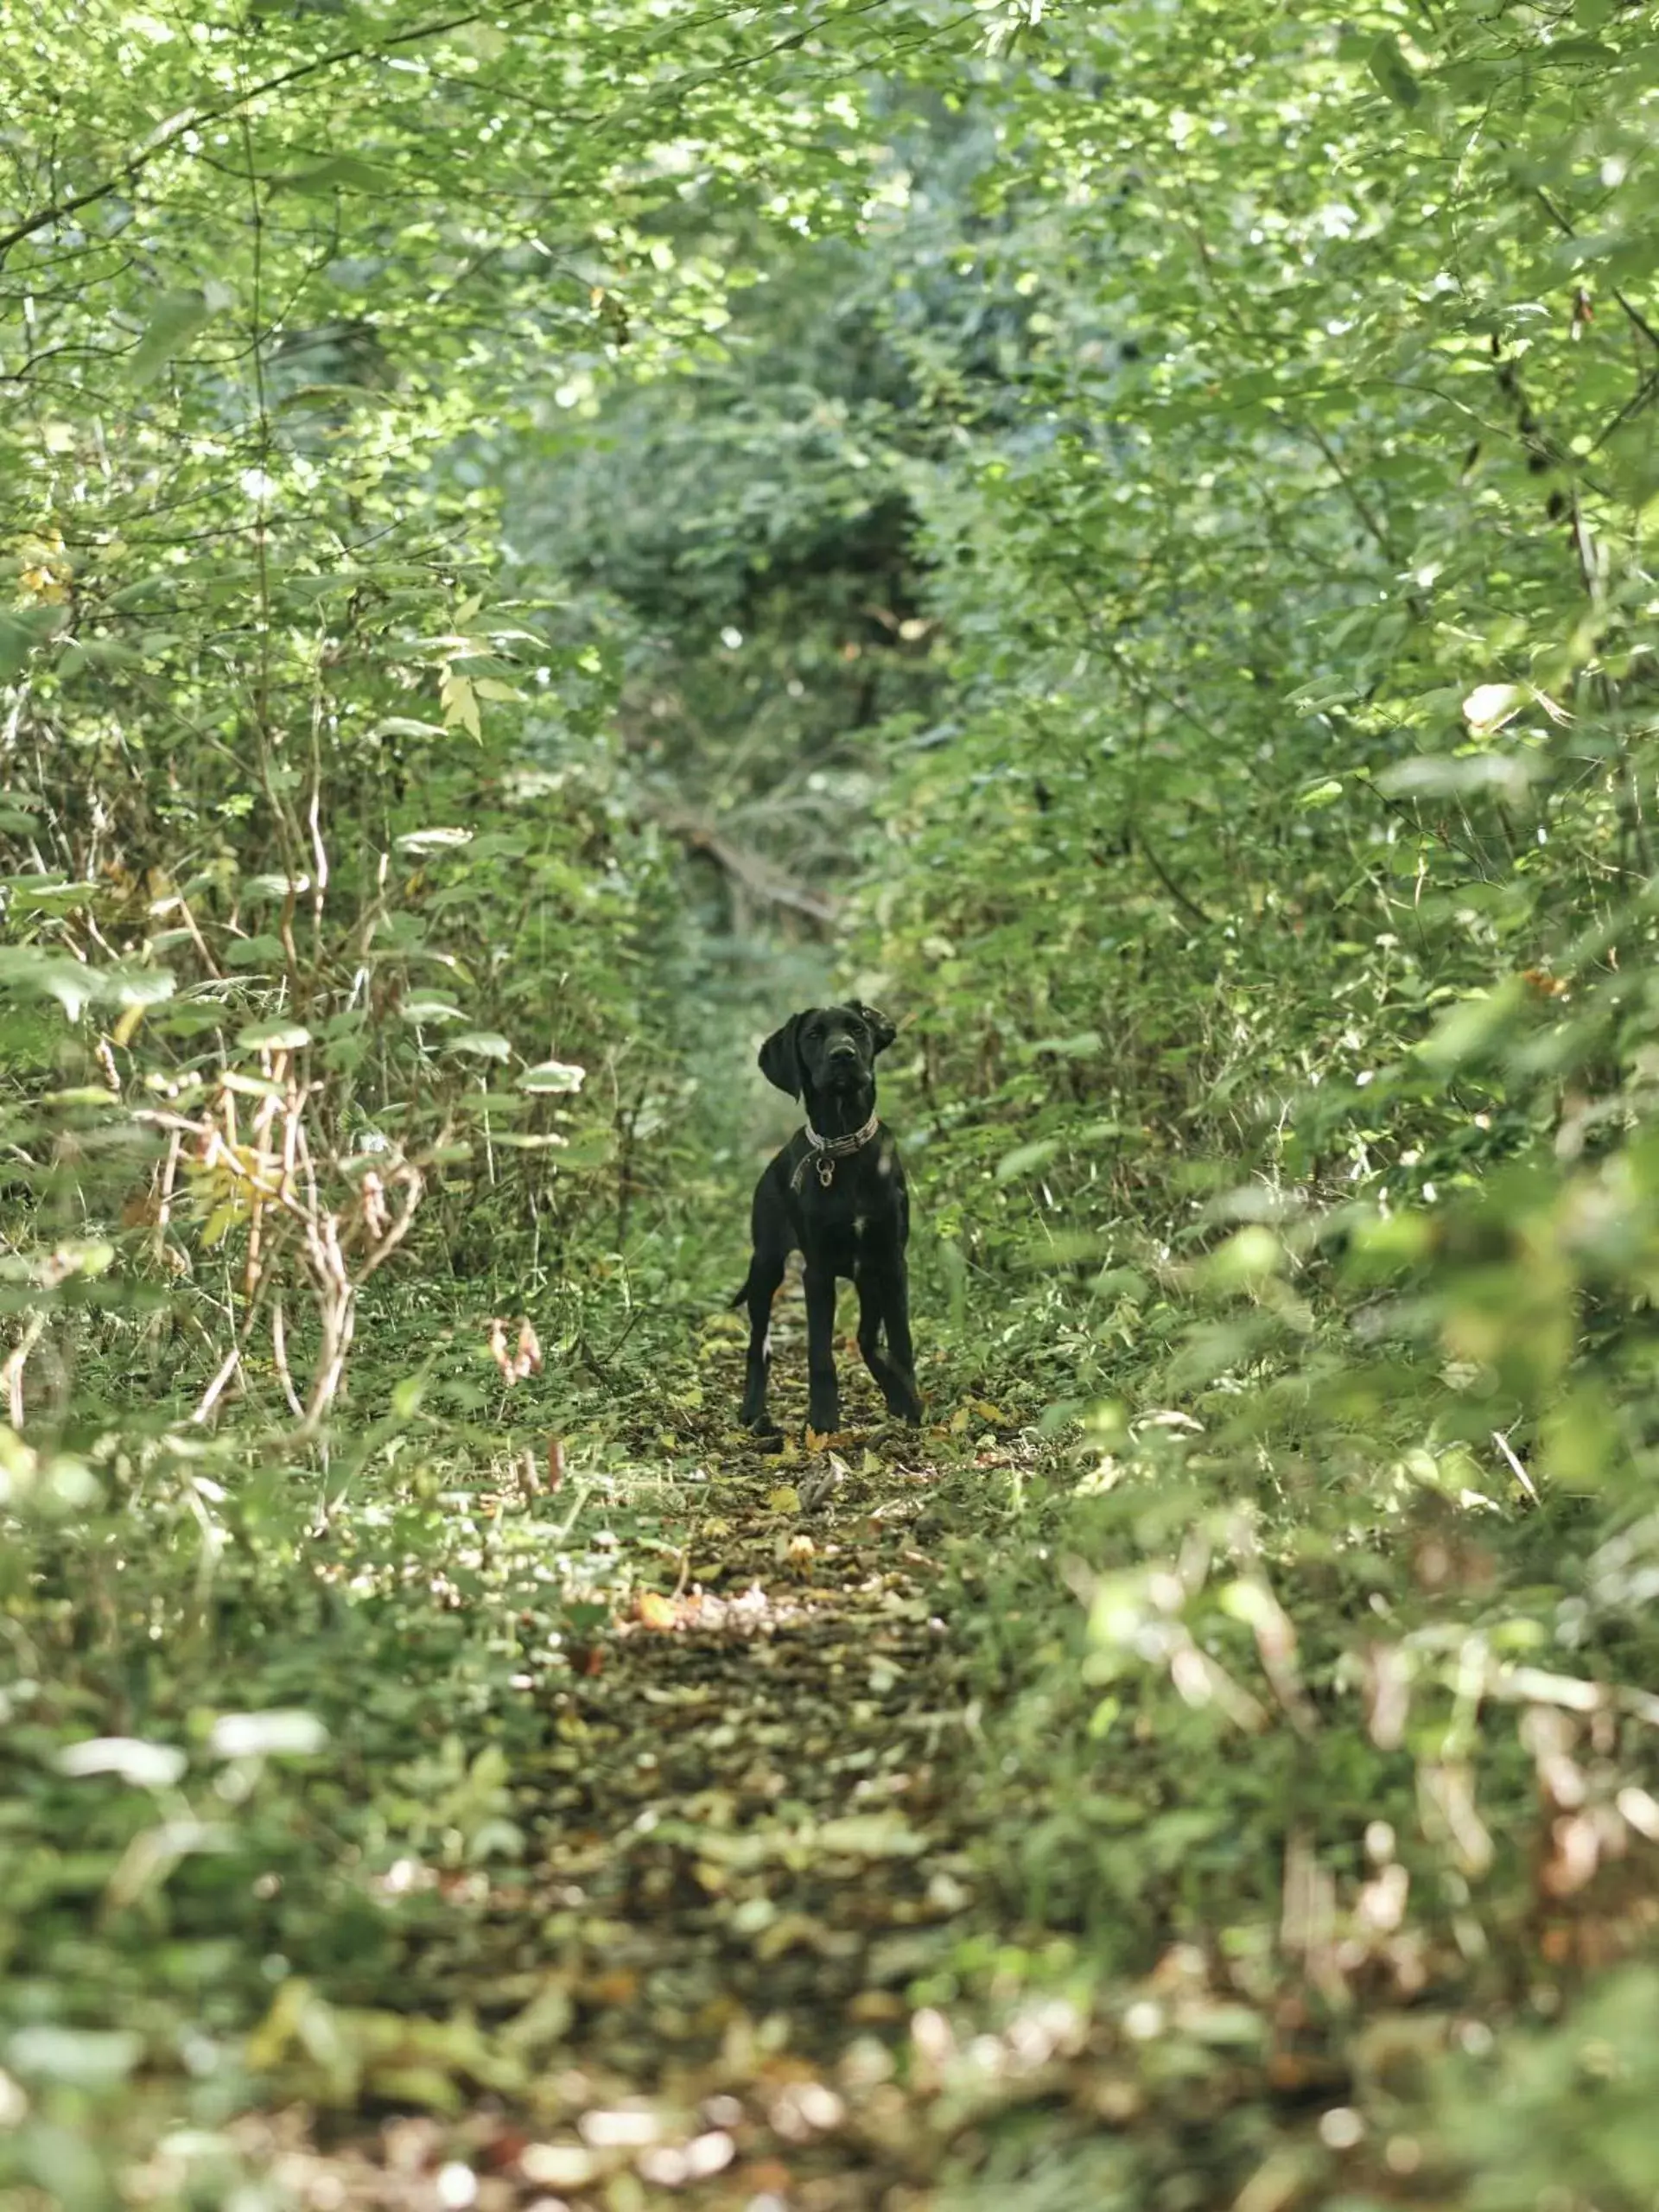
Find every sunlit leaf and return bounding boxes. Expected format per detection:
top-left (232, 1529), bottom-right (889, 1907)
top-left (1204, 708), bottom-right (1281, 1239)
top-left (237, 1021), bottom-right (311, 1051)
top-left (996, 1138), bottom-right (1059, 1182)
top-left (8, 2025), bottom-right (142, 2088)
top-left (1461, 683), bottom-right (1526, 733)
top-left (130, 287), bottom-right (220, 383)
top-left (518, 1059), bottom-right (586, 1093)
top-left (57, 1737), bottom-right (188, 1788)
top-left (207, 1711), bottom-right (328, 1761)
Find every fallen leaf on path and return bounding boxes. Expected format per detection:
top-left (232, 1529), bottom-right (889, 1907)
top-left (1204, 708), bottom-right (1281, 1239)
top-left (518, 2142), bottom-right (598, 2189)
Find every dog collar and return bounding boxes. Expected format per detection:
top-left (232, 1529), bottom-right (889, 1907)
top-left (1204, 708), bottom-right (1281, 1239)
top-left (791, 1111), bottom-right (879, 1192)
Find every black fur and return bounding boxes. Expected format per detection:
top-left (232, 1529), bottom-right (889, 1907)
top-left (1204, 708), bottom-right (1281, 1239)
top-left (733, 1001), bottom-right (922, 1436)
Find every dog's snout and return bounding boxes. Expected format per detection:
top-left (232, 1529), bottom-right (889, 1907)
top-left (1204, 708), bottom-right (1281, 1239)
top-left (830, 1040), bottom-right (860, 1059)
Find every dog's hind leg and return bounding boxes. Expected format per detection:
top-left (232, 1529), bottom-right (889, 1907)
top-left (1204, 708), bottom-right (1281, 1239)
top-left (739, 1249), bottom-right (786, 1430)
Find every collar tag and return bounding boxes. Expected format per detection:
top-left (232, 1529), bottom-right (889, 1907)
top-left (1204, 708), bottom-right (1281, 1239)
top-left (791, 1111), bottom-right (880, 1195)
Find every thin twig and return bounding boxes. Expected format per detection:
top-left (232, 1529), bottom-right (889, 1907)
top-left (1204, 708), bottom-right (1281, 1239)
top-left (1134, 828), bottom-right (1214, 927)
top-left (1491, 1427), bottom-right (1540, 1506)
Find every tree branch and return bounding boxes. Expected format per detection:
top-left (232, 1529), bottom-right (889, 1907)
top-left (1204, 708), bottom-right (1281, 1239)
top-left (1535, 186), bottom-right (1659, 355)
top-left (649, 803), bottom-right (839, 926)
top-left (0, 1), bottom-right (542, 267)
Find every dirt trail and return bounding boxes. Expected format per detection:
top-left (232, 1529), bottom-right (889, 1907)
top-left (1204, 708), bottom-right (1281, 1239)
top-left (233, 1349), bottom-right (1065, 2212)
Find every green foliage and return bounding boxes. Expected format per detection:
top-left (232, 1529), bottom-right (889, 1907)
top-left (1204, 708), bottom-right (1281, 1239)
top-left (10, 0), bottom-right (1659, 2203)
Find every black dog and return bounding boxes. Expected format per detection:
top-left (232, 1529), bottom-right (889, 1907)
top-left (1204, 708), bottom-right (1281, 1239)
top-left (732, 1001), bottom-right (923, 1437)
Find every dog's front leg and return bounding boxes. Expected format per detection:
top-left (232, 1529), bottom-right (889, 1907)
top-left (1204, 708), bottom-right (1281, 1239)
top-left (882, 1259), bottom-right (924, 1425)
top-left (803, 1262), bottom-right (840, 1436)
top-left (855, 1264), bottom-right (908, 1419)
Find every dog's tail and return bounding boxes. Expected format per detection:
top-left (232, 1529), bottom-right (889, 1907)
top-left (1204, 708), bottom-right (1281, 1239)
top-left (728, 1265), bottom-right (753, 1310)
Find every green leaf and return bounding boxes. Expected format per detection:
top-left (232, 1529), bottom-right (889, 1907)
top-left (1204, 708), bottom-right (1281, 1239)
top-left (1368, 33), bottom-right (1421, 108)
top-left (370, 718), bottom-right (448, 741)
top-left (241, 874), bottom-right (311, 902)
top-left (106, 576), bottom-right (176, 610)
top-left (5, 875), bottom-right (96, 912)
top-left (236, 1021), bottom-right (312, 1051)
top-left (18, 2120), bottom-right (111, 2204)
top-left (1380, 753), bottom-right (1538, 801)
top-left (1027, 1031), bottom-right (1103, 1058)
top-left (130, 287), bottom-right (220, 383)
top-left (225, 935), bottom-right (284, 969)
top-left (57, 1736), bottom-right (188, 1789)
top-left (1198, 1226), bottom-right (1283, 1290)
top-left (1297, 778), bottom-right (1344, 809)
top-left (1417, 979), bottom-right (1527, 1073)
top-left (0, 948), bottom-right (112, 1022)
top-left (0, 604), bottom-right (69, 679)
top-left (1462, 683), bottom-right (1525, 733)
top-left (105, 963), bottom-right (175, 1009)
top-left (56, 639), bottom-right (142, 677)
top-left (207, 1710), bottom-right (328, 1761)
top-left (446, 1030), bottom-right (512, 1060)
top-left (8, 2025), bottom-right (143, 2089)
top-left (996, 1138), bottom-right (1060, 1183)
top-left (278, 154), bottom-right (391, 194)
top-left (441, 668), bottom-right (481, 739)
top-left (518, 1058), bottom-right (586, 1093)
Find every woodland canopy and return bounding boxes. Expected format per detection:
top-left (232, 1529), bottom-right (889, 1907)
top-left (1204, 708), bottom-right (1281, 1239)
top-left (4, 3), bottom-right (1659, 2206)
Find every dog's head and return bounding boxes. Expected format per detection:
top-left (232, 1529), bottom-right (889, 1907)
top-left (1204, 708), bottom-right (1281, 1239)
top-left (759, 1002), bottom-right (897, 1116)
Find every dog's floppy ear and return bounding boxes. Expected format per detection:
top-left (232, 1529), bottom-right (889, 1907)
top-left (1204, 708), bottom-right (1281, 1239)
top-left (855, 1002), bottom-right (897, 1055)
top-left (758, 1013), bottom-right (804, 1097)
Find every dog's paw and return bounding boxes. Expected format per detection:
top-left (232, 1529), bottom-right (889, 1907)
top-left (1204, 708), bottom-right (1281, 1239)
top-left (880, 1396), bottom-right (924, 1427)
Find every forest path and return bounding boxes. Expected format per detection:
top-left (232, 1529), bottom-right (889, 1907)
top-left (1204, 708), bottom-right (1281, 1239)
top-left (233, 1325), bottom-right (1083, 2212)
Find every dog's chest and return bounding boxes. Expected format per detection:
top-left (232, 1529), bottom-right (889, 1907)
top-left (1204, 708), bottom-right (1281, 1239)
top-left (797, 1156), bottom-right (897, 1272)
top-left (811, 1214), bottom-right (874, 1276)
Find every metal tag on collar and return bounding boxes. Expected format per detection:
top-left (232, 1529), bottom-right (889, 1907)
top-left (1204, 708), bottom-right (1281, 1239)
top-left (817, 1156), bottom-right (835, 1188)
